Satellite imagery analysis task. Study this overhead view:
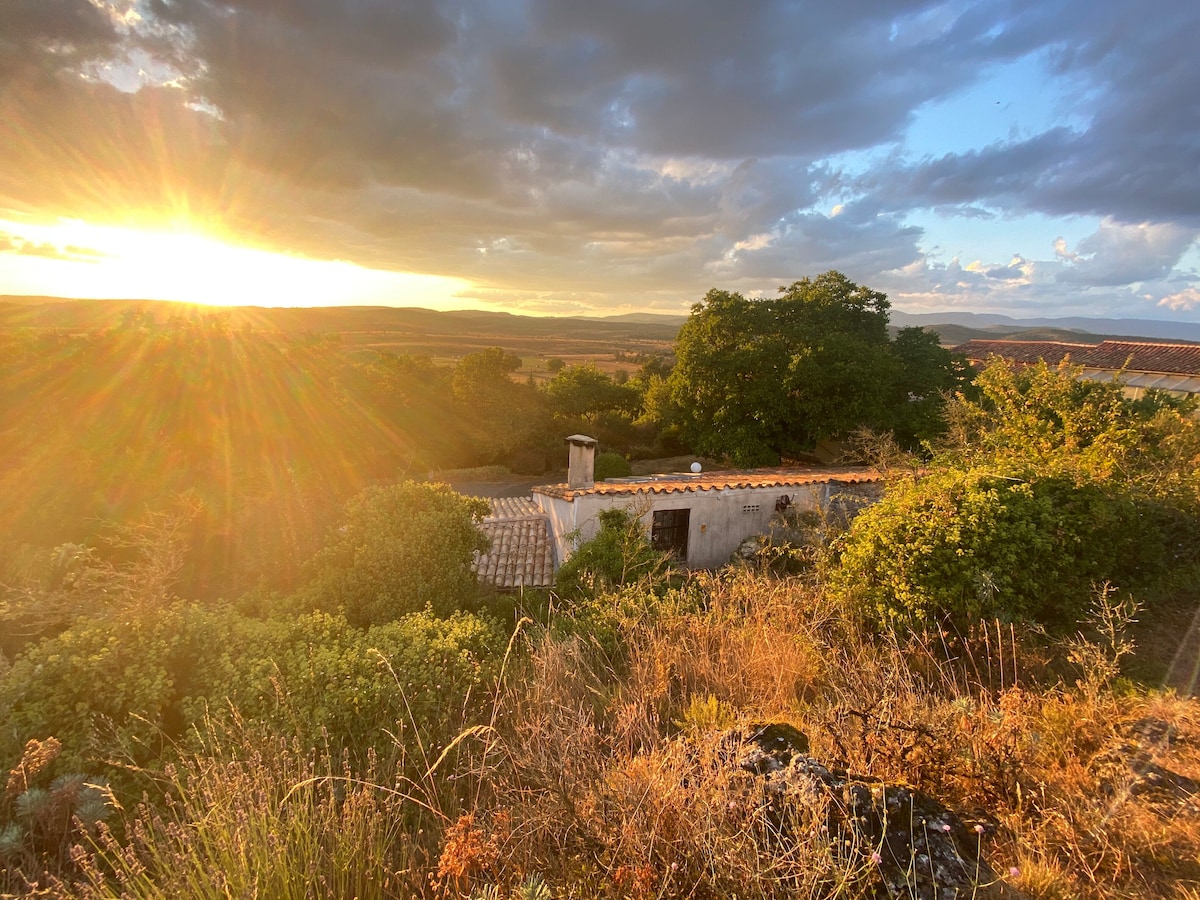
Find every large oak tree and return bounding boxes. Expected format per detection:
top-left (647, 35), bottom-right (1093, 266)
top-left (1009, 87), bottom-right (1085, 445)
top-left (660, 271), bottom-right (961, 465)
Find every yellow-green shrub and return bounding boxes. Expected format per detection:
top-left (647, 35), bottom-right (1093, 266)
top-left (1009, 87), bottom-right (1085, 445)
top-left (0, 602), bottom-right (505, 770)
top-left (300, 481), bottom-right (490, 626)
top-left (830, 470), bottom-right (1165, 631)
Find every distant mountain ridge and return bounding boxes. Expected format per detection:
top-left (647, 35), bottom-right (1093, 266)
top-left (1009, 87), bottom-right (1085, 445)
top-left (888, 310), bottom-right (1200, 343)
top-left (2, 295), bottom-right (1197, 345)
top-left (594, 309), bottom-right (1200, 344)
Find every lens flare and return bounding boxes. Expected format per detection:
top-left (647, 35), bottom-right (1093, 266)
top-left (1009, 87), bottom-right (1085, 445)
top-left (0, 217), bottom-right (471, 308)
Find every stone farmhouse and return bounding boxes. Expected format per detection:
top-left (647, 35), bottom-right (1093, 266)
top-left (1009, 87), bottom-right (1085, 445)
top-left (955, 339), bottom-right (1200, 400)
top-left (473, 434), bottom-right (882, 590)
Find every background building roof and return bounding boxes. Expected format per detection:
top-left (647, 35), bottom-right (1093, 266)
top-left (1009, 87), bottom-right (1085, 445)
top-left (956, 340), bottom-right (1200, 377)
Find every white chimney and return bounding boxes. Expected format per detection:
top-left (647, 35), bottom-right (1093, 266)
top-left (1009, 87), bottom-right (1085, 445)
top-left (565, 434), bottom-right (598, 489)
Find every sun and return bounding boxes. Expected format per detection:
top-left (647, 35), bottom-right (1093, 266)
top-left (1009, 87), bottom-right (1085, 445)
top-left (0, 217), bottom-right (473, 308)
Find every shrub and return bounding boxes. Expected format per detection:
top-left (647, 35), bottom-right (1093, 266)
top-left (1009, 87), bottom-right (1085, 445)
top-left (830, 470), bottom-right (1166, 632)
top-left (301, 481), bottom-right (489, 626)
top-left (203, 610), bottom-right (505, 759)
top-left (0, 601), bottom-right (506, 770)
top-left (0, 603), bottom-right (194, 768)
top-left (555, 509), bottom-right (671, 602)
top-left (940, 358), bottom-right (1200, 493)
top-left (593, 452), bottom-right (632, 481)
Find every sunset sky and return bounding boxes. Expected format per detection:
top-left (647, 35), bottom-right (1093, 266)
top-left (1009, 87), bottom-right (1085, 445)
top-left (1, 0), bottom-right (1198, 319)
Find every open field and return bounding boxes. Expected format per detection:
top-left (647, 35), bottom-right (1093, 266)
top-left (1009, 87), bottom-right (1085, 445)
top-left (340, 329), bottom-right (673, 379)
top-left (4, 299), bottom-right (1195, 379)
top-left (0, 298), bottom-right (678, 377)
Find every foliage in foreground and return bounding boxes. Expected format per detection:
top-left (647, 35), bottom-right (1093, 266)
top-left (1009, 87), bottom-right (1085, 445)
top-left (831, 468), bottom-right (1166, 631)
top-left (0, 603), bottom-right (504, 772)
top-left (71, 720), bottom-right (435, 899)
top-left (40, 570), bottom-right (1200, 900)
top-left (0, 479), bottom-right (505, 773)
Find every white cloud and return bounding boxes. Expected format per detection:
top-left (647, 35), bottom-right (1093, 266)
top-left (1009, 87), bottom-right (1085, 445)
top-left (1159, 288), bottom-right (1200, 312)
top-left (1056, 218), bottom-right (1197, 286)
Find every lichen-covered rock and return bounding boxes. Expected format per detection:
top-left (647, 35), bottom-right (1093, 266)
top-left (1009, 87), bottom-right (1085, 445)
top-left (730, 723), bottom-right (1025, 899)
top-left (1094, 716), bottom-right (1200, 812)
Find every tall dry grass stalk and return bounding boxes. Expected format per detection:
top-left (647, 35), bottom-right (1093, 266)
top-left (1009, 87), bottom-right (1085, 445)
top-left (55, 569), bottom-right (1200, 898)
top-left (70, 716), bottom-right (440, 899)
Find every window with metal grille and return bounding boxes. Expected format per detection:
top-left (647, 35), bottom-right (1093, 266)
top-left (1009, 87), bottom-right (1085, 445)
top-left (651, 508), bottom-right (690, 559)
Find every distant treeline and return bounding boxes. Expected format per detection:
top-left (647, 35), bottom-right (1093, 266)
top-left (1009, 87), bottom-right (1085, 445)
top-left (0, 309), bottom-right (671, 599)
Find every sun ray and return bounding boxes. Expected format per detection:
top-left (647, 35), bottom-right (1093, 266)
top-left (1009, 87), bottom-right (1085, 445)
top-left (0, 217), bottom-right (473, 308)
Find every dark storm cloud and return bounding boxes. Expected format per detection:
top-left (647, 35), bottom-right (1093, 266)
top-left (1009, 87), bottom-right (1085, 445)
top-left (485, 0), bottom-right (1051, 159)
top-left (859, 2), bottom-right (1200, 227)
top-left (147, 0), bottom-right (490, 196)
top-left (0, 0), bottom-right (119, 59)
top-left (1, 0), bottom-right (1197, 315)
top-left (0, 0), bottom-right (122, 96)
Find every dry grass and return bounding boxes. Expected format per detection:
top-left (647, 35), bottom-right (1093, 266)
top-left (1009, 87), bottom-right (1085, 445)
top-left (66, 718), bottom-right (441, 899)
top-left (40, 569), bottom-right (1200, 899)
top-left (456, 571), bottom-right (1200, 899)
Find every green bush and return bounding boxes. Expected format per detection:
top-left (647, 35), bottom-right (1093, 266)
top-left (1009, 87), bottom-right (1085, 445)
top-left (555, 509), bottom-right (671, 602)
top-left (301, 481), bottom-right (489, 626)
top-left (832, 360), bottom-right (1200, 634)
top-left (193, 610), bottom-right (505, 759)
top-left (0, 601), bottom-right (506, 769)
top-left (593, 451), bottom-right (632, 481)
top-left (0, 602), bottom-right (195, 767)
top-left (830, 470), bottom-right (1167, 632)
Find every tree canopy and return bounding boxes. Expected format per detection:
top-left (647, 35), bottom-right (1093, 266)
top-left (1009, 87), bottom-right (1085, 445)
top-left (659, 271), bottom-right (965, 465)
top-left (451, 347), bottom-right (547, 462)
top-left (542, 362), bottom-right (639, 423)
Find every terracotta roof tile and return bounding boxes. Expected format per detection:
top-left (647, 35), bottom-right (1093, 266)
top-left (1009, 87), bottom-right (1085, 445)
top-left (1081, 341), bottom-right (1200, 374)
top-left (956, 339), bottom-right (1200, 377)
top-left (473, 497), bottom-right (555, 590)
top-left (531, 466), bottom-right (881, 501)
top-left (484, 496), bottom-right (543, 520)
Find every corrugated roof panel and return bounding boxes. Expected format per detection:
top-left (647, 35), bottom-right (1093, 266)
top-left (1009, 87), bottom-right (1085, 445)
top-left (1121, 372), bottom-right (1200, 393)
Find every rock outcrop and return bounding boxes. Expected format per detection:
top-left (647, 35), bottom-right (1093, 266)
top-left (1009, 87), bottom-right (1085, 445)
top-left (729, 723), bottom-right (1024, 900)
